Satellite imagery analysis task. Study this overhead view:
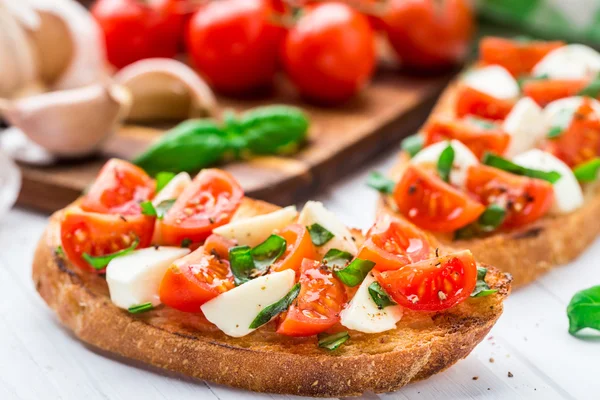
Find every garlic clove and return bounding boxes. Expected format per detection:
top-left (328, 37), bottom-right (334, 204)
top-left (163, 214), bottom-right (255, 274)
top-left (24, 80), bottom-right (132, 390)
top-left (0, 83), bottom-right (132, 158)
top-left (0, 126), bottom-right (56, 165)
top-left (0, 149), bottom-right (22, 221)
top-left (114, 58), bottom-right (217, 122)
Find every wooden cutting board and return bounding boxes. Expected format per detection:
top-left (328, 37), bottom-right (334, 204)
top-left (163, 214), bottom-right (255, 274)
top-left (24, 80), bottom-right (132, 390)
top-left (16, 70), bottom-right (453, 213)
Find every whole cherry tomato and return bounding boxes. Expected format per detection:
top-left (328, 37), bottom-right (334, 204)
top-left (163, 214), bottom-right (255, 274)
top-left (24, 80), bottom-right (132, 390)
top-left (382, 0), bottom-right (474, 70)
top-left (186, 0), bottom-right (285, 94)
top-left (282, 2), bottom-right (376, 104)
top-left (91, 0), bottom-right (187, 69)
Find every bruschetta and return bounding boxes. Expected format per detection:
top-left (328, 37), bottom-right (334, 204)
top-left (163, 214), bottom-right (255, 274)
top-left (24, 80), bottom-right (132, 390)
top-left (377, 37), bottom-right (600, 287)
top-left (33, 158), bottom-right (511, 397)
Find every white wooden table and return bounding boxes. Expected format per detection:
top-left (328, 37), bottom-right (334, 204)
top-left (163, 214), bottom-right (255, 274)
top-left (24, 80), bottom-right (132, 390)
top-left (1, 151), bottom-right (598, 400)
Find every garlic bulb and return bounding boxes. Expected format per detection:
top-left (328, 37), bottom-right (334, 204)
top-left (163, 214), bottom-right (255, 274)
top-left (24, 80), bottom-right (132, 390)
top-left (0, 127), bottom-right (56, 165)
top-left (0, 149), bottom-right (22, 221)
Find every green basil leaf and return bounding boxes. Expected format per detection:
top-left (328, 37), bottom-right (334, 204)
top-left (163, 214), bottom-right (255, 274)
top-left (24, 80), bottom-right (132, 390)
top-left (322, 248), bottom-right (353, 270)
top-left (368, 282), bottom-right (397, 309)
top-left (180, 238), bottom-right (193, 248)
top-left (317, 331), bottom-right (349, 351)
top-left (482, 153), bottom-right (562, 183)
top-left (516, 73), bottom-right (549, 89)
top-left (307, 223), bottom-right (334, 246)
top-left (437, 144), bottom-right (455, 183)
top-left (367, 171), bottom-right (395, 194)
top-left (478, 204), bottom-right (506, 232)
top-left (546, 107), bottom-right (575, 139)
top-left (251, 234), bottom-right (287, 271)
top-left (401, 133), bottom-right (424, 158)
top-left (249, 283), bottom-right (301, 329)
top-left (471, 266), bottom-right (498, 298)
top-left (55, 246), bottom-right (64, 257)
top-left (156, 172), bottom-right (176, 192)
top-left (82, 237), bottom-right (140, 271)
top-left (140, 201), bottom-right (157, 217)
top-left (573, 158), bottom-right (600, 182)
top-left (128, 302), bottom-right (154, 314)
top-left (567, 285), bottom-right (600, 336)
top-left (335, 258), bottom-right (375, 287)
top-left (578, 78), bottom-right (600, 98)
top-left (229, 246), bottom-right (256, 286)
top-left (454, 224), bottom-right (478, 241)
top-left (467, 116), bottom-right (496, 130)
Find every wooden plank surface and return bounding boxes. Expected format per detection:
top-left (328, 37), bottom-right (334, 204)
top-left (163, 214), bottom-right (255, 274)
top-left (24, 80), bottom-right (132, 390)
top-left (15, 70), bottom-right (453, 212)
top-left (2, 151), bottom-right (598, 400)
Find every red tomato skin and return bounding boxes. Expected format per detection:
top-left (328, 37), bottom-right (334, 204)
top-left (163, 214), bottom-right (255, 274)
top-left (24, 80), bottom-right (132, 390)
top-left (523, 79), bottom-right (589, 107)
top-left (374, 250), bottom-right (478, 311)
top-left (382, 0), bottom-right (474, 69)
top-left (159, 169), bottom-right (244, 246)
top-left (282, 2), bottom-right (376, 104)
top-left (276, 259), bottom-right (346, 337)
top-left (91, 0), bottom-right (184, 69)
top-left (186, 0), bottom-right (284, 94)
top-left (60, 207), bottom-right (154, 273)
top-left (456, 86), bottom-right (515, 120)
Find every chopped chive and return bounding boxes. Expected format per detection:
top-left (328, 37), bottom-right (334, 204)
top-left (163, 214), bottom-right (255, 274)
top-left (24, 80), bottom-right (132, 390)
top-left (471, 266), bottom-right (498, 298)
top-left (334, 258), bottom-right (375, 287)
top-left (155, 172), bottom-right (176, 193)
top-left (128, 302), bottom-right (154, 314)
top-left (318, 331), bottom-right (349, 351)
top-left (367, 171), bottom-right (395, 194)
top-left (437, 144), bottom-right (455, 183)
top-left (82, 237), bottom-right (140, 270)
top-left (482, 153), bottom-right (561, 183)
top-left (401, 133), bottom-right (424, 158)
top-left (573, 158), bottom-right (600, 182)
top-left (368, 282), bottom-right (397, 309)
top-left (322, 248), bottom-right (353, 270)
top-left (307, 223), bottom-right (334, 246)
top-left (249, 283), bottom-right (300, 329)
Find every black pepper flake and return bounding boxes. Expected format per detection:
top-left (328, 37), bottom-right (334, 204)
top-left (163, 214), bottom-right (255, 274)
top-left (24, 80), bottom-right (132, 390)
top-left (119, 215), bottom-right (127, 222)
top-left (208, 217), bottom-right (215, 224)
top-left (472, 376), bottom-right (479, 381)
top-left (435, 248), bottom-right (440, 257)
top-left (508, 372), bottom-right (514, 378)
top-left (408, 184), bottom-right (417, 195)
top-left (154, 244), bottom-right (159, 250)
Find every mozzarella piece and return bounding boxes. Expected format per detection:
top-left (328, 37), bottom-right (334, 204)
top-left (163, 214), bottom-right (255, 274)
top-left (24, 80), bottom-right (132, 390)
top-left (297, 201), bottom-right (358, 256)
top-left (212, 206), bottom-right (298, 247)
top-left (152, 172), bottom-right (191, 205)
top-left (106, 246), bottom-right (191, 309)
top-left (340, 273), bottom-right (403, 333)
top-left (512, 149), bottom-right (583, 214)
top-left (544, 96), bottom-right (600, 125)
top-left (410, 140), bottom-right (479, 188)
top-left (463, 65), bottom-right (519, 99)
top-left (503, 97), bottom-right (547, 158)
top-left (200, 270), bottom-right (295, 337)
top-left (533, 44), bottom-right (600, 80)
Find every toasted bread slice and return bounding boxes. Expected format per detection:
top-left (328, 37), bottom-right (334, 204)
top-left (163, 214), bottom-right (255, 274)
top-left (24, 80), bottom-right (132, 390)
top-left (33, 197), bottom-right (511, 397)
top-left (381, 81), bottom-right (600, 288)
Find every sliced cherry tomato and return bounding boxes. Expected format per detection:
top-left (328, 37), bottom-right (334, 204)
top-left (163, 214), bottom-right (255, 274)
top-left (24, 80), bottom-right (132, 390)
top-left (186, 0), bottom-right (284, 94)
top-left (382, 0), bottom-right (474, 69)
top-left (373, 250), bottom-right (477, 311)
top-left (271, 224), bottom-right (317, 276)
top-left (204, 233), bottom-right (236, 260)
top-left (282, 2), bottom-right (376, 104)
top-left (159, 169), bottom-right (244, 246)
top-left (277, 259), bottom-right (346, 337)
top-left (424, 116), bottom-right (510, 158)
top-left (456, 86), bottom-right (515, 120)
top-left (523, 79), bottom-right (589, 107)
top-left (60, 206), bottom-right (154, 273)
top-left (80, 159), bottom-right (155, 215)
top-left (465, 164), bottom-right (554, 228)
top-left (543, 100), bottom-right (600, 167)
top-left (357, 214), bottom-right (432, 271)
top-left (394, 165), bottom-right (485, 233)
top-left (159, 246), bottom-right (235, 312)
top-left (479, 37), bottom-right (564, 77)
top-left (91, 0), bottom-right (186, 69)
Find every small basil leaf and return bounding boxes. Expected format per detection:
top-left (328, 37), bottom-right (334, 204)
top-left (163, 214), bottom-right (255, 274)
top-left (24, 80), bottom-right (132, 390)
top-left (516, 73), bottom-right (549, 89)
top-left (367, 171), bottom-right (395, 194)
top-left (454, 224), bottom-right (478, 241)
top-left (334, 258), bottom-right (375, 287)
top-left (249, 283), bottom-right (301, 329)
top-left (322, 248), bottom-right (353, 270)
top-left (180, 238), bottom-right (192, 248)
top-left (573, 158), bottom-right (600, 182)
top-left (156, 172), bottom-right (176, 192)
top-left (82, 237), bottom-right (140, 271)
top-left (128, 302), bottom-right (154, 314)
top-left (546, 108), bottom-right (575, 139)
top-left (578, 78), bottom-right (600, 98)
top-left (478, 204), bottom-right (506, 232)
top-left (55, 246), bottom-right (64, 257)
top-left (437, 144), bottom-right (455, 183)
top-left (482, 153), bottom-right (562, 183)
top-left (471, 266), bottom-right (498, 298)
top-left (140, 201), bottom-right (157, 217)
top-left (307, 223), bottom-right (334, 246)
top-left (368, 282), bottom-right (397, 309)
top-left (229, 246), bottom-right (256, 286)
top-left (567, 285), bottom-right (600, 336)
top-left (317, 331), bottom-right (349, 351)
top-left (401, 133), bottom-right (424, 158)
top-left (251, 234), bottom-right (287, 271)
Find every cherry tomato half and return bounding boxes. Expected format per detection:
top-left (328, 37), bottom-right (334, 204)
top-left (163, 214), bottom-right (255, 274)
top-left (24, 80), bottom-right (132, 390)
top-left (523, 79), bottom-right (589, 107)
top-left (271, 224), bottom-right (317, 277)
top-left (159, 169), bottom-right (244, 246)
top-left (456, 86), bottom-right (516, 120)
top-left (394, 165), bottom-right (485, 232)
top-left (277, 259), bottom-right (346, 337)
top-left (465, 164), bottom-right (554, 228)
top-left (282, 2), bottom-right (376, 104)
top-left (357, 214), bottom-right (432, 271)
top-left (80, 159), bottom-right (155, 216)
top-left (60, 206), bottom-right (154, 273)
top-left (374, 250), bottom-right (478, 311)
top-left (159, 246), bottom-right (235, 312)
